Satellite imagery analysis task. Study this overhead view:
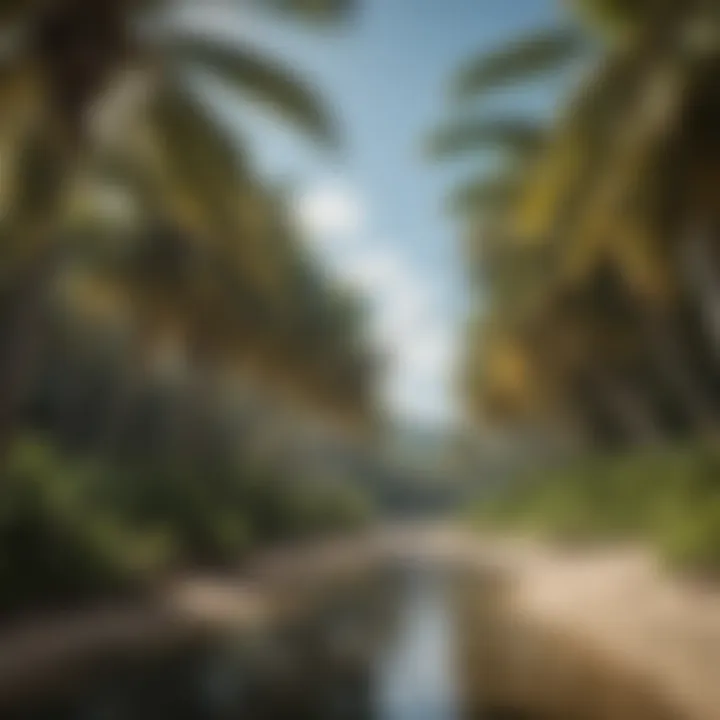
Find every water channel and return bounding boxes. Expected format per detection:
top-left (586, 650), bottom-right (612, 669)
top-left (1, 557), bottom-right (687, 720)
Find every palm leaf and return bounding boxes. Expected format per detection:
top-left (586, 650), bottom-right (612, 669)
top-left (513, 47), bottom-right (648, 243)
top-left (446, 174), bottom-right (522, 216)
top-left (168, 34), bottom-right (338, 146)
top-left (428, 117), bottom-right (545, 160)
top-left (453, 27), bottom-right (586, 100)
top-left (149, 76), bottom-right (250, 233)
top-left (573, 0), bottom-right (653, 35)
top-left (255, 0), bottom-right (356, 22)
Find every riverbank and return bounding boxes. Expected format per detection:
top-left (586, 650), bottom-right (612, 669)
top-left (1, 527), bottom-right (719, 718)
top-left (0, 532), bottom-right (386, 708)
top-left (358, 526), bottom-right (720, 719)
top-left (455, 533), bottom-right (720, 720)
top-left (469, 444), bottom-right (720, 574)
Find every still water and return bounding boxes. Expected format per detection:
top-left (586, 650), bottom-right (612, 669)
top-left (5, 562), bottom-right (467, 720)
top-left (2, 562), bottom-right (681, 720)
top-left (374, 563), bottom-right (460, 720)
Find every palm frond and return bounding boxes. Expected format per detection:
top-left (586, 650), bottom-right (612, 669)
top-left (512, 47), bottom-right (647, 243)
top-left (149, 76), bottom-right (250, 233)
top-left (572, 0), bottom-right (652, 36)
top-left (255, 0), bottom-right (356, 23)
top-left (453, 27), bottom-right (586, 100)
top-left (169, 33), bottom-right (338, 146)
top-left (445, 173), bottom-right (521, 217)
top-left (428, 117), bottom-right (545, 160)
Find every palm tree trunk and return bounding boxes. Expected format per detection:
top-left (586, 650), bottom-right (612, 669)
top-left (99, 360), bottom-right (141, 458)
top-left (98, 321), bottom-right (157, 458)
top-left (643, 310), bottom-right (719, 434)
top-left (0, 253), bottom-right (60, 459)
top-left (592, 370), bottom-right (665, 446)
top-left (0, 129), bottom-right (74, 462)
top-left (680, 222), bottom-right (720, 360)
top-left (166, 333), bottom-right (210, 463)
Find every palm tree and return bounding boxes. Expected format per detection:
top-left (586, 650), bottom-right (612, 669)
top-left (1, 0), bottom-right (351, 244)
top-left (57, 175), bottom-right (377, 460)
top-left (0, 0), bottom-right (354, 454)
top-left (434, 0), bottom-right (720, 445)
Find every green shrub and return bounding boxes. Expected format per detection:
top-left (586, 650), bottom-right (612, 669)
top-left (0, 436), bottom-right (375, 613)
top-left (0, 437), bottom-right (174, 613)
top-left (470, 443), bottom-right (720, 573)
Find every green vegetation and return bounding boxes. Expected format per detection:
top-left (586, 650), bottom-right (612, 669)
top-left (0, 0), bottom-right (378, 619)
top-left (434, 3), bottom-right (720, 573)
top-left (471, 444), bottom-right (720, 574)
top-left (0, 435), bottom-right (372, 616)
top-left (433, 1), bottom-right (720, 447)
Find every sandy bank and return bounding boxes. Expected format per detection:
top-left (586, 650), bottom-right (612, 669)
top-left (455, 533), bottom-right (720, 720)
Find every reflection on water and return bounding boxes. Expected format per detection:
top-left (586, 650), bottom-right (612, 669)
top-left (374, 563), bottom-right (459, 720)
top-left (1, 562), bottom-right (688, 720)
top-left (5, 564), bottom-right (462, 720)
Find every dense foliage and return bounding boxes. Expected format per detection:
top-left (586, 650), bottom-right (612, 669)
top-left (434, 2), bottom-right (720, 570)
top-left (0, 0), bottom-right (378, 616)
top-left (434, 0), bottom-right (720, 448)
top-left (470, 444), bottom-right (720, 574)
top-left (0, 435), bottom-right (372, 616)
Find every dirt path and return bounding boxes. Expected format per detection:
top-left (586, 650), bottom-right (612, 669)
top-left (511, 545), bottom-right (720, 719)
top-left (441, 530), bottom-right (720, 720)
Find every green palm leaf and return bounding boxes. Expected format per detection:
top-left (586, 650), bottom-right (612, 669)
top-left (428, 117), bottom-right (545, 160)
top-left (573, 0), bottom-right (656, 35)
top-left (445, 173), bottom-right (521, 216)
top-left (453, 27), bottom-right (586, 100)
top-left (149, 77), bottom-right (250, 231)
top-left (255, 0), bottom-right (356, 22)
top-left (168, 34), bottom-right (339, 147)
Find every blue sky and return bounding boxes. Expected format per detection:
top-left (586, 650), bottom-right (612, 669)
top-left (185, 0), bottom-right (566, 426)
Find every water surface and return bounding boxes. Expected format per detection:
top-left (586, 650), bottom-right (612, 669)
top-left (375, 563), bottom-right (460, 720)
